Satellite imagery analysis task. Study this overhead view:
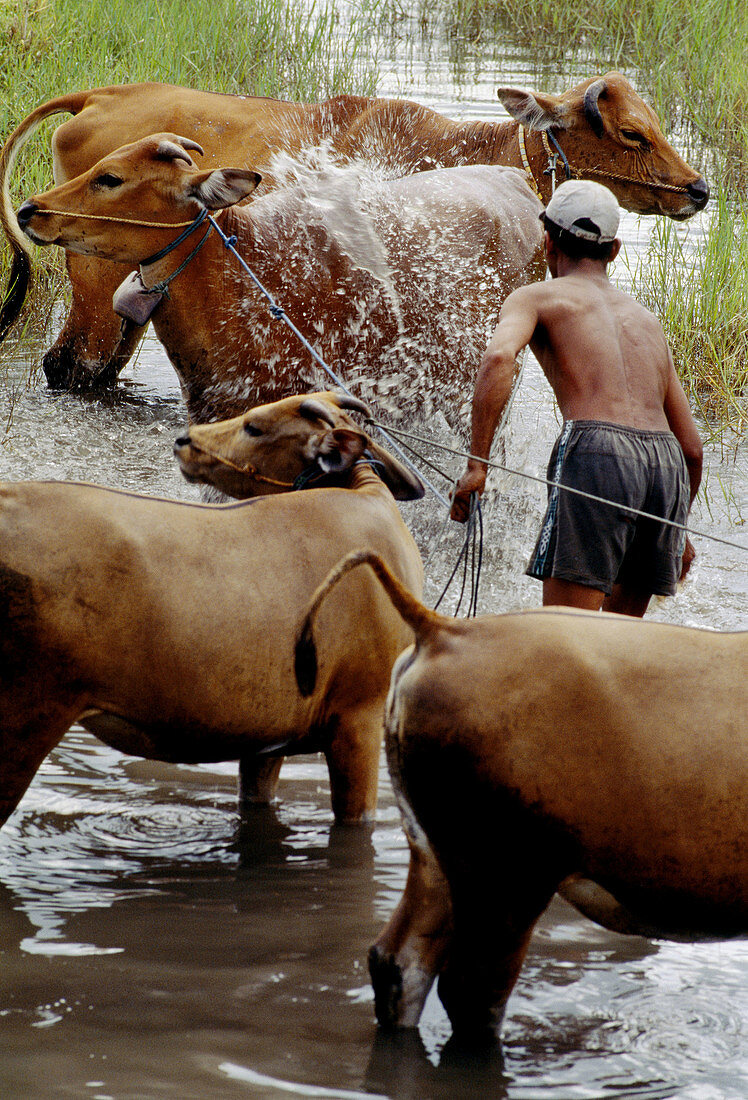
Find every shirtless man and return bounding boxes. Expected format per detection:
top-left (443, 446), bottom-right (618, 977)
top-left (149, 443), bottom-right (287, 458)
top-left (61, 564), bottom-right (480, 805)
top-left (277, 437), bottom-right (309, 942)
top-left (451, 179), bottom-right (703, 617)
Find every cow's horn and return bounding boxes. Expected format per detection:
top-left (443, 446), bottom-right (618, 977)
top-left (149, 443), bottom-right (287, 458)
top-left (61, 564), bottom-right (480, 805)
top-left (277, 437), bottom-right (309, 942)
top-left (176, 136), bottom-right (205, 157)
top-left (333, 393), bottom-right (371, 418)
top-left (299, 399), bottom-right (337, 427)
top-left (583, 80), bottom-right (606, 139)
top-left (154, 136), bottom-right (205, 166)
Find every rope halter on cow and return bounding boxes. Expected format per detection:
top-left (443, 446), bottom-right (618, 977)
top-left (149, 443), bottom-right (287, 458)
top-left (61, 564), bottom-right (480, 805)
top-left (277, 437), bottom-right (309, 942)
top-left (177, 436), bottom-right (296, 489)
top-left (21, 206), bottom-right (207, 231)
top-left (518, 126), bottom-right (693, 200)
top-left (138, 206), bottom-right (212, 293)
top-left (25, 204), bottom-right (216, 326)
top-left (23, 204), bottom-right (213, 282)
top-left (180, 436), bottom-right (389, 494)
top-left (111, 208), bottom-right (214, 320)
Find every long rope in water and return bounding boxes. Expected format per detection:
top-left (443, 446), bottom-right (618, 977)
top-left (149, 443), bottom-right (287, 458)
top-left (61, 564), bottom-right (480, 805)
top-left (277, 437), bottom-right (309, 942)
top-left (366, 420), bottom-right (748, 556)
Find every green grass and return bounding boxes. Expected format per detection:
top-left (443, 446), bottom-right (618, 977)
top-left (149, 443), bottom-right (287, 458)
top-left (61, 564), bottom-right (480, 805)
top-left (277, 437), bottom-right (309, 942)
top-left (403, 0), bottom-right (748, 198)
top-left (625, 193), bottom-right (748, 441)
top-left (0, 0), bottom-right (380, 292)
top-left (1, 0), bottom-right (379, 103)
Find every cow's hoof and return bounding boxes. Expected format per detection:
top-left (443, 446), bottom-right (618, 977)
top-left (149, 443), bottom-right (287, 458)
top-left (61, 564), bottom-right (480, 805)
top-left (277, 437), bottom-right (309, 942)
top-left (42, 348), bottom-right (118, 391)
top-left (42, 347), bottom-right (75, 390)
top-left (368, 946), bottom-right (403, 1029)
top-left (437, 969), bottom-right (505, 1043)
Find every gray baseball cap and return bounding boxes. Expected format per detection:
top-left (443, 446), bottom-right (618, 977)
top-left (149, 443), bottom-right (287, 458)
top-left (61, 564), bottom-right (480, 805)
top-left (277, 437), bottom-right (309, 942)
top-left (543, 180), bottom-right (620, 243)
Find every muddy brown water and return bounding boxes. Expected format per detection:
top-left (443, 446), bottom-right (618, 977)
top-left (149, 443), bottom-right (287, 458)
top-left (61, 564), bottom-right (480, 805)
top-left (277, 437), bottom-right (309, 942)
top-left (1, 31), bottom-right (747, 1100)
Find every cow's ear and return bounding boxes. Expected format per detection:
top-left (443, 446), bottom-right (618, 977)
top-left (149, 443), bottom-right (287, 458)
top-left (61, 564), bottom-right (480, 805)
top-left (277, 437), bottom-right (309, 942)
top-left (315, 428), bottom-right (367, 473)
top-left (496, 87), bottom-right (566, 131)
top-left (361, 437), bottom-right (425, 501)
top-left (188, 168), bottom-right (262, 209)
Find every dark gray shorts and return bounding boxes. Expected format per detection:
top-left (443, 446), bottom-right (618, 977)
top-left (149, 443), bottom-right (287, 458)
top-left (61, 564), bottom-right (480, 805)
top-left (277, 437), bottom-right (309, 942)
top-left (526, 420), bottom-right (689, 596)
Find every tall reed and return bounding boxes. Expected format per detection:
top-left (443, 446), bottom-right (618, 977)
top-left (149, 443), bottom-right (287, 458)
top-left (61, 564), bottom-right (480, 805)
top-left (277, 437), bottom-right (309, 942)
top-left (626, 193), bottom-right (748, 441)
top-left (416, 0), bottom-right (748, 197)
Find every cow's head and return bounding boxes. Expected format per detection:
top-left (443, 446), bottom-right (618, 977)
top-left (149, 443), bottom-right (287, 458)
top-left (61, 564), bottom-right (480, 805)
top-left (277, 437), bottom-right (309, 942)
top-left (15, 133), bottom-right (262, 262)
top-left (174, 391), bottom-right (425, 501)
top-left (498, 72), bottom-right (708, 219)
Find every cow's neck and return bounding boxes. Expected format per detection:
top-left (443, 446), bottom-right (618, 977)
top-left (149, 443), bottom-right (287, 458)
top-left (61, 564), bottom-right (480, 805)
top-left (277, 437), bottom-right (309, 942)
top-left (441, 116), bottom-right (518, 168)
top-left (138, 214), bottom-right (221, 302)
top-left (348, 461), bottom-right (389, 493)
top-left (142, 208), bottom-right (293, 422)
top-left (514, 126), bottom-right (574, 204)
top-left (407, 116), bottom-right (556, 204)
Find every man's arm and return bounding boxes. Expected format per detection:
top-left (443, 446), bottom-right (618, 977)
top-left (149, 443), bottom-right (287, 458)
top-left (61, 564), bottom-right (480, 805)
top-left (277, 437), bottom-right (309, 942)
top-left (451, 288), bottom-right (540, 522)
top-left (663, 350), bottom-right (703, 577)
top-left (663, 352), bottom-right (703, 504)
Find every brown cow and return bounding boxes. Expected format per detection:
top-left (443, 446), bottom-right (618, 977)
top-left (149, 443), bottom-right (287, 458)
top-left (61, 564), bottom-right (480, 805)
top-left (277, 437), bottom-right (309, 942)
top-left (295, 550), bottom-right (748, 1040)
top-left (0, 74), bottom-right (708, 388)
top-left (0, 394), bottom-right (423, 832)
top-left (13, 137), bottom-right (545, 423)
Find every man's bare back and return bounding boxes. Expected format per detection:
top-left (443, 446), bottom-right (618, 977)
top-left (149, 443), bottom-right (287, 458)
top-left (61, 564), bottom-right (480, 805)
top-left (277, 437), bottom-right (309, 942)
top-left (451, 180), bottom-right (703, 617)
top-left (524, 271), bottom-right (673, 430)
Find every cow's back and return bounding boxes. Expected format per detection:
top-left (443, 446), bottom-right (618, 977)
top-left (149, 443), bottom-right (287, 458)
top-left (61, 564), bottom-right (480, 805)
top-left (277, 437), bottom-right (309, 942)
top-left (51, 84), bottom-right (375, 187)
top-left (390, 609), bottom-right (748, 920)
top-left (0, 478), bottom-right (421, 750)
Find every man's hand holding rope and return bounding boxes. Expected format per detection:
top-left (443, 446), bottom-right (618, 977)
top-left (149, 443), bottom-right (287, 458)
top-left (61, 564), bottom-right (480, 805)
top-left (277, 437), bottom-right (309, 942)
top-left (450, 463), bottom-right (487, 523)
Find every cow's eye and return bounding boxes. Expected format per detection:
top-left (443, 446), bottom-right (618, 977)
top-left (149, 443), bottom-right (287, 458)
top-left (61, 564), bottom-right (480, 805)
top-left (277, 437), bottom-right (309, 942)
top-left (621, 129), bottom-right (649, 149)
top-left (93, 173), bottom-right (123, 189)
top-left (244, 422), bottom-right (262, 437)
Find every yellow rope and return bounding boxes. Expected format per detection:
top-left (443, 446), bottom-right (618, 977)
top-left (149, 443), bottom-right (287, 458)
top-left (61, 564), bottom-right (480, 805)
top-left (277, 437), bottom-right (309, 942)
top-left (29, 208), bottom-right (198, 229)
top-left (519, 127), bottom-right (690, 198)
top-left (518, 128), bottom-right (542, 199)
top-left (184, 439), bottom-right (295, 488)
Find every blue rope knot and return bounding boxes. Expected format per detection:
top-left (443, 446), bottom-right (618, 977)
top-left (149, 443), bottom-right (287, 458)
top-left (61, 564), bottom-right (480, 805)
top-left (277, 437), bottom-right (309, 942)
top-left (223, 234), bottom-right (238, 249)
top-left (269, 304), bottom-right (285, 320)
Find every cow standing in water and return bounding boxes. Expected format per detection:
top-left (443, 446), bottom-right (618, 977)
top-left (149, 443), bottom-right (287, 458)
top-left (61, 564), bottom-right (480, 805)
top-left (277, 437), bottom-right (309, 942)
top-left (13, 138), bottom-right (545, 423)
top-left (0, 394), bottom-right (423, 832)
top-left (295, 550), bottom-right (748, 1041)
top-left (0, 73), bottom-right (708, 388)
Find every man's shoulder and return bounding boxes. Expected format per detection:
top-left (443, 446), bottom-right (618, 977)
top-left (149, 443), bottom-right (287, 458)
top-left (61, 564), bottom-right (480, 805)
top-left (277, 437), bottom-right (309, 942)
top-left (540, 274), bottom-right (657, 319)
top-left (516, 273), bottom-right (592, 312)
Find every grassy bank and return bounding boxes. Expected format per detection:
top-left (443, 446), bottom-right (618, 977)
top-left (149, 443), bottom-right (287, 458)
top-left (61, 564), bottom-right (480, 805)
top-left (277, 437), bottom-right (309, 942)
top-left (0, 0), bottom-right (379, 293)
top-left (1, 0), bottom-right (378, 113)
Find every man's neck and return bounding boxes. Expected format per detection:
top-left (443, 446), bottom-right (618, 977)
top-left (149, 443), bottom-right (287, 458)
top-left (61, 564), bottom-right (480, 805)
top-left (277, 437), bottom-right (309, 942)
top-left (552, 255), bottom-right (611, 281)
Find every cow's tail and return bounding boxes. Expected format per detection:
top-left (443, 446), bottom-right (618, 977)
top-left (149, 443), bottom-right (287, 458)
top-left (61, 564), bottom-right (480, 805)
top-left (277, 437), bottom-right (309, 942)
top-left (295, 548), bottom-right (443, 697)
top-left (0, 91), bottom-right (90, 342)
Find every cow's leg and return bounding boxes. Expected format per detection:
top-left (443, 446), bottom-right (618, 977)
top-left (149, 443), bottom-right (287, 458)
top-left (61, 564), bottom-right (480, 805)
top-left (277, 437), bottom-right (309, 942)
top-left (369, 826), bottom-right (452, 1029)
top-left (43, 254), bottom-right (147, 390)
top-left (0, 701), bottom-right (76, 826)
top-left (324, 708), bottom-right (383, 825)
top-left (238, 755), bottom-right (284, 807)
top-left (436, 877), bottom-right (558, 1040)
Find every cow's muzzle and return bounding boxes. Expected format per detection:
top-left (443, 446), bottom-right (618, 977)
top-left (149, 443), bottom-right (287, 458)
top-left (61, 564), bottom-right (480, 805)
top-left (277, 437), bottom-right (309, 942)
top-left (686, 177), bottom-right (710, 209)
top-left (16, 200), bottom-right (38, 229)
